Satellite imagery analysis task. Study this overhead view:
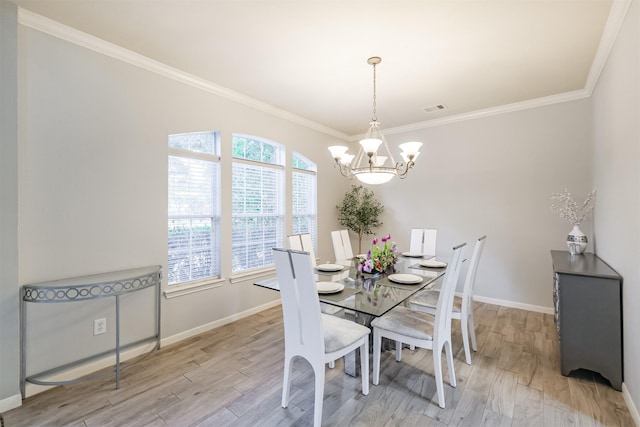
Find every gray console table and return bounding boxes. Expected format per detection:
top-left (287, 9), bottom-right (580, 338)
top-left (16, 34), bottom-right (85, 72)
top-left (20, 265), bottom-right (162, 397)
top-left (551, 250), bottom-right (623, 390)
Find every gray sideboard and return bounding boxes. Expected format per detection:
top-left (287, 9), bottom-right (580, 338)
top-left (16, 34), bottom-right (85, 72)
top-left (551, 250), bottom-right (623, 390)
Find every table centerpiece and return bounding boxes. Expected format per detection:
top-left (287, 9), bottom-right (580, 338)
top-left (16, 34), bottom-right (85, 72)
top-left (551, 188), bottom-right (596, 255)
top-left (358, 234), bottom-right (398, 274)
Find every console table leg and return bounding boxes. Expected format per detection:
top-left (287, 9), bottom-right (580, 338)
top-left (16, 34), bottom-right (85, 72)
top-left (115, 294), bottom-right (120, 389)
top-left (20, 296), bottom-right (26, 397)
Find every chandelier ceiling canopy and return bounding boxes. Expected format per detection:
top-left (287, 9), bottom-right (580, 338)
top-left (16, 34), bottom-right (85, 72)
top-left (329, 56), bottom-right (422, 185)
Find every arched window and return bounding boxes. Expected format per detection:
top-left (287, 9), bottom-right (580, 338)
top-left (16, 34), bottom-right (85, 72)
top-left (231, 134), bottom-right (285, 273)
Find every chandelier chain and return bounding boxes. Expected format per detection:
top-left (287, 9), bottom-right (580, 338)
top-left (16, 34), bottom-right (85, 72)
top-left (371, 62), bottom-right (377, 122)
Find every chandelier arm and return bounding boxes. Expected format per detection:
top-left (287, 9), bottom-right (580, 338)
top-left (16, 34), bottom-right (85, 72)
top-left (395, 160), bottom-right (415, 179)
top-left (334, 160), bottom-right (354, 179)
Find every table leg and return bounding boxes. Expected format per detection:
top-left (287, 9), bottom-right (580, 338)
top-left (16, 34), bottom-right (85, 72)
top-left (343, 311), bottom-right (374, 377)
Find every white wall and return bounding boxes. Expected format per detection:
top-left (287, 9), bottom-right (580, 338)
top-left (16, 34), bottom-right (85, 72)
top-left (591, 0), bottom-right (640, 415)
top-left (373, 100), bottom-right (593, 310)
top-left (0, 0), bottom-right (20, 408)
top-left (16, 23), bottom-right (350, 390)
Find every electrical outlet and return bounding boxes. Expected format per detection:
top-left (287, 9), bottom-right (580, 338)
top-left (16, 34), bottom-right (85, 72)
top-left (94, 318), bottom-right (106, 335)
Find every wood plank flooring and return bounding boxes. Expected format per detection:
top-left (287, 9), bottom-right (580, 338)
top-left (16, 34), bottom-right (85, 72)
top-left (2, 302), bottom-right (634, 426)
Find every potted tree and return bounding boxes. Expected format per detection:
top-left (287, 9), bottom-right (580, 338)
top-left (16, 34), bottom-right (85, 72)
top-left (336, 185), bottom-right (384, 254)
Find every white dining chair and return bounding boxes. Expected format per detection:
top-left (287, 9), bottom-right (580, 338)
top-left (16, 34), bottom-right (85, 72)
top-left (423, 229), bottom-right (438, 257)
top-left (409, 228), bottom-right (438, 256)
top-left (409, 228), bottom-right (423, 254)
top-left (371, 242), bottom-right (466, 409)
top-left (289, 232), bottom-right (344, 356)
top-left (288, 234), bottom-right (303, 250)
top-left (288, 233), bottom-right (317, 266)
top-left (409, 235), bottom-right (487, 364)
top-left (273, 248), bottom-right (370, 427)
top-left (331, 229), bottom-right (354, 262)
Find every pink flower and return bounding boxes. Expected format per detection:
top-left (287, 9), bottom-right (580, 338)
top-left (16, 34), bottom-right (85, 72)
top-left (382, 234), bottom-right (391, 242)
top-left (372, 238), bottom-right (378, 245)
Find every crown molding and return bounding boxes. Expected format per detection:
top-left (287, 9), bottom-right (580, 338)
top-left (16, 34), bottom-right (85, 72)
top-left (583, 0), bottom-right (632, 96)
top-left (17, 8), bottom-right (351, 142)
top-left (364, 0), bottom-right (632, 139)
top-left (376, 89), bottom-right (591, 138)
top-left (18, 1), bottom-right (631, 142)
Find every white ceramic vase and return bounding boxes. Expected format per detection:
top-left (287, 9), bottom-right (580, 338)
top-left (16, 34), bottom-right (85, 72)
top-left (567, 224), bottom-right (587, 255)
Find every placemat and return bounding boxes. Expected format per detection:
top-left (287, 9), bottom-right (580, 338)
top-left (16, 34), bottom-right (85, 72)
top-left (377, 276), bottom-right (427, 290)
top-left (409, 264), bottom-right (446, 273)
top-left (319, 287), bottom-right (360, 302)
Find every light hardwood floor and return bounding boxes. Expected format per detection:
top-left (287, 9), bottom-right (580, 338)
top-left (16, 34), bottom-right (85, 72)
top-left (2, 302), bottom-right (634, 426)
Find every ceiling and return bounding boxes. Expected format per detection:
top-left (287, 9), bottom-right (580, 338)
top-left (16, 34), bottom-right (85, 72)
top-left (12, 0), bottom-right (615, 137)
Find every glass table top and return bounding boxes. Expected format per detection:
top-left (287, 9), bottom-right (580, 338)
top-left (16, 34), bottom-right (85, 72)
top-left (254, 256), bottom-right (448, 318)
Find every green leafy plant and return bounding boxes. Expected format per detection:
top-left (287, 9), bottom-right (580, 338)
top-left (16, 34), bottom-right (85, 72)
top-left (336, 185), bottom-right (384, 253)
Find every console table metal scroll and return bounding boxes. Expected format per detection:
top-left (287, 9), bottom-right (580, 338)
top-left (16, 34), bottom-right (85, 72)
top-left (20, 265), bottom-right (162, 397)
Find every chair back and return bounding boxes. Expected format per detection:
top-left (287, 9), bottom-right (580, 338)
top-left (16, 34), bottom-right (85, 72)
top-left (273, 248), bottom-right (324, 358)
top-left (409, 228), bottom-right (438, 255)
top-left (288, 233), bottom-right (317, 267)
top-left (331, 229), bottom-right (354, 262)
top-left (423, 229), bottom-right (438, 257)
top-left (409, 229), bottom-right (424, 253)
top-left (461, 235), bottom-right (487, 312)
top-left (433, 243), bottom-right (466, 341)
top-left (288, 234), bottom-right (303, 250)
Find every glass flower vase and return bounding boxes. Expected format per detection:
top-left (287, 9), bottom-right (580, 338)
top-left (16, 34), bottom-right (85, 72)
top-left (567, 224), bottom-right (587, 255)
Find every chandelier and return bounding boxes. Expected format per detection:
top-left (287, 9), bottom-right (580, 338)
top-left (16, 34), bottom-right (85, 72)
top-left (328, 56), bottom-right (422, 185)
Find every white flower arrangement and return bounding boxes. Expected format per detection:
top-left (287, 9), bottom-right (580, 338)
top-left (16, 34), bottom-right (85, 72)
top-left (551, 189), bottom-right (596, 225)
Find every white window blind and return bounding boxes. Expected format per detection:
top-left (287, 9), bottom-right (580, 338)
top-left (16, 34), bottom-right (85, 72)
top-left (232, 135), bottom-right (284, 273)
top-left (168, 132), bottom-right (220, 285)
top-left (292, 152), bottom-right (317, 246)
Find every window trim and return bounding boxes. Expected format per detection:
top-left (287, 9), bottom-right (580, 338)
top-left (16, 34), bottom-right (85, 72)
top-left (167, 131), bottom-right (221, 287)
top-left (163, 276), bottom-right (226, 299)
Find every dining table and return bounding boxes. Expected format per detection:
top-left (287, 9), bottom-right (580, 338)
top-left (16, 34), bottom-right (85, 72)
top-left (254, 253), bottom-right (452, 376)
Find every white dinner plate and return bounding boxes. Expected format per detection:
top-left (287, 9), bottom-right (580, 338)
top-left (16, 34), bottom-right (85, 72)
top-left (316, 282), bottom-right (345, 294)
top-left (402, 252), bottom-right (424, 258)
top-left (388, 273), bottom-right (423, 284)
top-left (419, 260), bottom-right (447, 268)
top-left (316, 263), bottom-right (345, 272)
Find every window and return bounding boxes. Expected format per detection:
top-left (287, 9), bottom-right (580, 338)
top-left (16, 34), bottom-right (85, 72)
top-left (168, 132), bottom-right (220, 285)
top-left (231, 135), bottom-right (284, 273)
top-left (292, 152), bottom-right (317, 246)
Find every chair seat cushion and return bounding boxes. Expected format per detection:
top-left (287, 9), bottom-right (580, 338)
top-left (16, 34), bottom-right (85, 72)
top-left (371, 306), bottom-right (436, 341)
top-left (322, 313), bottom-right (370, 354)
top-left (409, 289), bottom-right (462, 314)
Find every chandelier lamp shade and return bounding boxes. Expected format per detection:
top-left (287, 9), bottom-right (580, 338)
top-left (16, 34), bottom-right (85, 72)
top-left (328, 56), bottom-right (422, 185)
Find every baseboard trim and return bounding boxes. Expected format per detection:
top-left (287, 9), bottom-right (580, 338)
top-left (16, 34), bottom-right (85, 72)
top-left (623, 383), bottom-right (640, 426)
top-left (473, 295), bottom-right (554, 315)
top-left (21, 299), bottom-right (281, 399)
top-left (0, 393), bottom-right (22, 412)
top-left (161, 299), bottom-right (281, 347)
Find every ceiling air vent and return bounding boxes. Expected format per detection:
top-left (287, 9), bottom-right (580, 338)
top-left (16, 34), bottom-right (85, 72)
top-left (424, 104), bottom-right (447, 113)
